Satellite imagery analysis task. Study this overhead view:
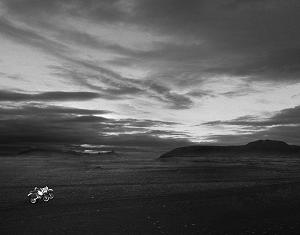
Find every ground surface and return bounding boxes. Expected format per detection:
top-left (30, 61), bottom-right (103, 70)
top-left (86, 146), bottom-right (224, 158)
top-left (1, 152), bottom-right (300, 234)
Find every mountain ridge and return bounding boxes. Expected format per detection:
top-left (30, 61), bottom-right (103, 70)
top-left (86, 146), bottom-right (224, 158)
top-left (160, 140), bottom-right (300, 158)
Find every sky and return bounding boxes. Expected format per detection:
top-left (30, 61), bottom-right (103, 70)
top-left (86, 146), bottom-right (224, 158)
top-left (0, 0), bottom-right (300, 150)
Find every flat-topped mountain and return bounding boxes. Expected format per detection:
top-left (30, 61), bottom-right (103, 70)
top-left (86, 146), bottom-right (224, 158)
top-left (246, 140), bottom-right (289, 149)
top-left (160, 140), bottom-right (300, 158)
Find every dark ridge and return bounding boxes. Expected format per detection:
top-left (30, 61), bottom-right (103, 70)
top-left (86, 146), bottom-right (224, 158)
top-left (159, 140), bottom-right (300, 158)
top-left (18, 148), bottom-right (44, 155)
top-left (246, 139), bottom-right (289, 149)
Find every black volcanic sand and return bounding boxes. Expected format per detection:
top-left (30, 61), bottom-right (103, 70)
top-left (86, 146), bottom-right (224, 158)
top-left (1, 152), bottom-right (300, 234)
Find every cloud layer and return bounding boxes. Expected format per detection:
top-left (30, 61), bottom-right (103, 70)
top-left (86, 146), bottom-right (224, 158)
top-left (0, 0), bottom-right (299, 146)
top-left (0, 90), bottom-right (104, 101)
top-left (0, 104), bottom-right (191, 150)
top-left (203, 105), bottom-right (300, 145)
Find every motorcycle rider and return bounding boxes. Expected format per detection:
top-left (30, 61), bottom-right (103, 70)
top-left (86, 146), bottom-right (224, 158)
top-left (41, 186), bottom-right (49, 194)
top-left (33, 186), bottom-right (48, 196)
top-left (35, 187), bottom-right (43, 196)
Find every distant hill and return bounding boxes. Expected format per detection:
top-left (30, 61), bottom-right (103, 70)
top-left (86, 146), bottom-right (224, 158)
top-left (245, 140), bottom-right (290, 149)
top-left (160, 140), bottom-right (300, 158)
top-left (17, 148), bottom-right (81, 157)
top-left (17, 147), bottom-right (121, 158)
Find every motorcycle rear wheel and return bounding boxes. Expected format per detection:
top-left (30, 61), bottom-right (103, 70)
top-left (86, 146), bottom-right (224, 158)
top-left (43, 195), bottom-right (50, 202)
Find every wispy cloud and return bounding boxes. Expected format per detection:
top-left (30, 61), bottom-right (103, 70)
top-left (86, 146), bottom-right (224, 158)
top-left (0, 17), bottom-right (69, 58)
top-left (0, 16), bottom-right (193, 109)
top-left (50, 65), bottom-right (193, 109)
top-left (202, 106), bottom-right (300, 145)
top-left (0, 0), bottom-right (299, 145)
top-left (203, 106), bottom-right (300, 127)
top-left (0, 90), bottom-right (104, 102)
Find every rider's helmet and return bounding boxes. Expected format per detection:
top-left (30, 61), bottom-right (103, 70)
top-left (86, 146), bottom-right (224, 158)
top-left (37, 188), bottom-right (43, 196)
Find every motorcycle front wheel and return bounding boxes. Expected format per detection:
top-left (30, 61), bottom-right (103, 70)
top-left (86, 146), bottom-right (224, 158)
top-left (49, 193), bottom-right (54, 199)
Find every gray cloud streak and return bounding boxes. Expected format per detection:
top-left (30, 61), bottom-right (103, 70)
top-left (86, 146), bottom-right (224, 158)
top-left (0, 104), bottom-right (191, 148)
top-left (0, 16), bottom-right (193, 109)
top-left (0, 90), bottom-right (105, 102)
top-left (203, 106), bottom-right (300, 145)
top-left (203, 106), bottom-right (300, 127)
top-left (1, 0), bottom-right (300, 145)
top-left (3, 0), bottom-right (300, 85)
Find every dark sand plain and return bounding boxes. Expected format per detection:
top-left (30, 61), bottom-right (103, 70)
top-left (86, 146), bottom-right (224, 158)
top-left (1, 151), bottom-right (300, 234)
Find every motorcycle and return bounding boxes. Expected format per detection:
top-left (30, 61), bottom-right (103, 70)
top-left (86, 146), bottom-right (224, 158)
top-left (27, 186), bottom-right (54, 204)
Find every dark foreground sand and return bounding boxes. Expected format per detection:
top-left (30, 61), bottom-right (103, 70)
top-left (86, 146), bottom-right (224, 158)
top-left (1, 152), bottom-right (300, 234)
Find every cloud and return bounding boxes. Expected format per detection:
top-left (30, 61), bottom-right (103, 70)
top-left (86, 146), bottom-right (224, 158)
top-left (2, 0), bottom-right (298, 109)
top-left (1, 0), bottom-right (299, 146)
top-left (0, 104), bottom-right (110, 116)
top-left (0, 17), bottom-right (69, 58)
top-left (203, 48), bottom-right (300, 82)
top-left (205, 125), bottom-right (300, 146)
top-left (203, 105), bottom-right (300, 145)
top-left (187, 90), bottom-right (216, 98)
top-left (1, 0), bottom-right (139, 29)
top-left (50, 65), bottom-right (193, 109)
top-left (0, 104), bottom-right (191, 148)
top-left (3, 0), bottom-right (300, 84)
top-left (1, 0), bottom-right (128, 24)
top-left (0, 90), bottom-right (105, 102)
top-left (0, 16), bottom-right (193, 109)
top-left (53, 28), bottom-right (147, 57)
top-left (203, 106), bottom-right (300, 127)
